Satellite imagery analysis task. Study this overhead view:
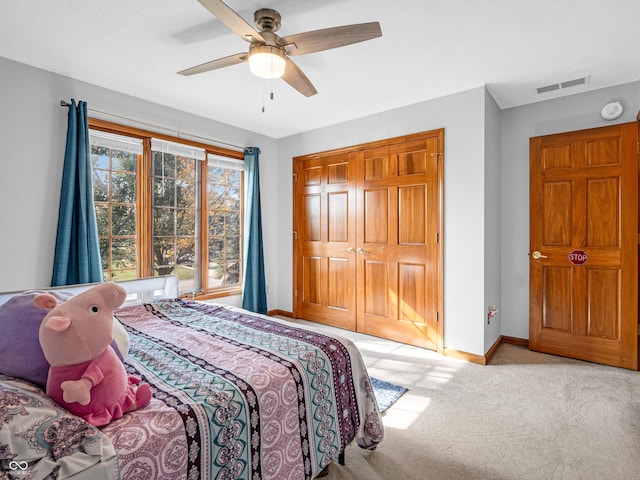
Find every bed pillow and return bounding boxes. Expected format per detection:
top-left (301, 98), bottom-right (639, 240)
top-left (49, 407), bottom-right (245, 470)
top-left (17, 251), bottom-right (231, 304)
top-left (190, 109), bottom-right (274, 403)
top-left (112, 316), bottom-right (130, 361)
top-left (0, 290), bottom-right (130, 387)
top-left (0, 290), bottom-right (72, 387)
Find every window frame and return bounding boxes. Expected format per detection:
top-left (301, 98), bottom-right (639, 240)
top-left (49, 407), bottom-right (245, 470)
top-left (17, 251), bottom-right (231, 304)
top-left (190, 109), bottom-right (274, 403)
top-left (88, 118), bottom-right (245, 299)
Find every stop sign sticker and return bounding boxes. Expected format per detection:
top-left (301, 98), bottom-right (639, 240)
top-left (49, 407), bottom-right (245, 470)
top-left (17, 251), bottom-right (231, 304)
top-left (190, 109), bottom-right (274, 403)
top-left (568, 250), bottom-right (588, 265)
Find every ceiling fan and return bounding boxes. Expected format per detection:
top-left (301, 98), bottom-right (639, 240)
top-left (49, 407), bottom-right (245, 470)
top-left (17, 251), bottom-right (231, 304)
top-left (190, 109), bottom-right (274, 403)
top-left (178, 0), bottom-right (382, 97)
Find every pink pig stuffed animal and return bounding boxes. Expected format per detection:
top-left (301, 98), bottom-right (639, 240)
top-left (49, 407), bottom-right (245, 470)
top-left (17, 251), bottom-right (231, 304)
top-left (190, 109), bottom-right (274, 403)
top-left (35, 282), bottom-right (152, 426)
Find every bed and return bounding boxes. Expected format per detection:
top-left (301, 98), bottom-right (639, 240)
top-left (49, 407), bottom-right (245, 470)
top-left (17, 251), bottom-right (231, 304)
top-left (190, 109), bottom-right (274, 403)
top-left (0, 276), bottom-right (383, 480)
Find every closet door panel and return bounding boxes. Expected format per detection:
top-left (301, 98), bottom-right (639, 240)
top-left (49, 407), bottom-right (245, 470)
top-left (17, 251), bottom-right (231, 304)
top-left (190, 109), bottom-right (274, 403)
top-left (363, 260), bottom-right (391, 318)
top-left (357, 137), bottom-right (441, 351)
top-left (294, 154), bottom-right (356, 330)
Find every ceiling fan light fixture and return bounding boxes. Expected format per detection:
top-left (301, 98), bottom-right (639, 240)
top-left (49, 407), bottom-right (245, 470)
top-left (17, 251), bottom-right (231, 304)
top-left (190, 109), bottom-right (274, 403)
top-left (248, 45), bottom-right (286, 79)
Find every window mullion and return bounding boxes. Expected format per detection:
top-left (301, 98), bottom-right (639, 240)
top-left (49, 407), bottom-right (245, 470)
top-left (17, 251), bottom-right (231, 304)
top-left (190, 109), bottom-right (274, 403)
top-left (137, 138), bottom-right (153, 278)
top-left (193, 161), bottom-right (201, 294)
top-left (199, 158), bottom-right (208, 293)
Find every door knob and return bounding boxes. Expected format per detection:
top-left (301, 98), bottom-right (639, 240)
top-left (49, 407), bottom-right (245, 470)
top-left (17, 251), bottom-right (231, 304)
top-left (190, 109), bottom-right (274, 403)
top-left (531, 251), bottom-right (548, 259)
top-left (357, 248), bottom-right (366, 255)
top-left (346, 247), bottom-right (355, 253)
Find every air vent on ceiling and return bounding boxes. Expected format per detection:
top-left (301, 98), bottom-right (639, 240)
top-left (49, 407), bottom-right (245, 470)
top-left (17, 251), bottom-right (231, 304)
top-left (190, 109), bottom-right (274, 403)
top-left (536, 83), bottom-right (560, 94)
top-left (537, 76), bottom-right (589, 95)
top-left (560, 77), bottom-right (586, 88)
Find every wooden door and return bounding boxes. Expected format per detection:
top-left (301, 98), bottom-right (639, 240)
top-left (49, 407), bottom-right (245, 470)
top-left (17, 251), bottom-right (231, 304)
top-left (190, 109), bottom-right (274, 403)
top-left (529, 123), bottom-right (638, 369)
top-left (293, 130), bottom-right (444, 352)
top-left (294, 153), bottom-right (357, 330)
top-left (356, 136), bottom-right (443, 350)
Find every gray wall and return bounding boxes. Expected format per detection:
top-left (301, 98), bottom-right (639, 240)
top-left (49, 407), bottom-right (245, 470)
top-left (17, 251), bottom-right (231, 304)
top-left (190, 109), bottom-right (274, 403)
top-left (278, 87), bottom-right (489, 355)
top-left (3, 54), bottom-right (638, 356)
top-left (484, 89), bottom-right (502, 349)
top-left (500, 80), bottom-right (640, 339)
top-left (0, 57), bottom-right (278, 310)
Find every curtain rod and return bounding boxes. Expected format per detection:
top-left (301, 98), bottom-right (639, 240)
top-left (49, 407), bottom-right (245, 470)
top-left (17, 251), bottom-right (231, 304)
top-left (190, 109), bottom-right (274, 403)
top-left (60, 100), bottom-right (245, 152)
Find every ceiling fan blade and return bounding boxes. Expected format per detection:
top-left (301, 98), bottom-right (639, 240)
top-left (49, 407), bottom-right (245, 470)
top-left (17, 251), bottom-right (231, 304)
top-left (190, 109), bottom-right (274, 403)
top-left (197, 0), bottom-right (264, 43)
top-left (280, 22), bottom-right (382, 56)
top-left (282, 57), bottom-right (318, 97)
top-left (178, 52), bottom-right (247, 76)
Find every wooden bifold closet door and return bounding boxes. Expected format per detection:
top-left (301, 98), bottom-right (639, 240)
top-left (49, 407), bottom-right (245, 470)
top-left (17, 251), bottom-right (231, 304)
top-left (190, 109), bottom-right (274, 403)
top-left (293, 130), bottom-right (444, 352)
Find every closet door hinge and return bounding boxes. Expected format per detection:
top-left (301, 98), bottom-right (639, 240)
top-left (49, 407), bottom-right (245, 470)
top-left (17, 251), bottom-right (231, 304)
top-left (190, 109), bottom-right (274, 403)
top-left (436, 232), bottom-right (440, 243)
top-left (293, 231), bottom-right (298, 240)
top-left (293, 172), bottom-right (298, 181)
top-left (294, 288), bottom-right (298, 297)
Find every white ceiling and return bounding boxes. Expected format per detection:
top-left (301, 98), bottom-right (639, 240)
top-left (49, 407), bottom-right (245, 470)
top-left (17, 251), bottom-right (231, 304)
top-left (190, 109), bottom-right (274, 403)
top-left (2, 0), bottom-right (639, 139)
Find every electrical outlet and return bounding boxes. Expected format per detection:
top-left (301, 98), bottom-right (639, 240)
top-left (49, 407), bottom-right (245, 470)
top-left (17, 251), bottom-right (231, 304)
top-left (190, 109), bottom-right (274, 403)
top-left (487, 305), bottom-right (498, 324)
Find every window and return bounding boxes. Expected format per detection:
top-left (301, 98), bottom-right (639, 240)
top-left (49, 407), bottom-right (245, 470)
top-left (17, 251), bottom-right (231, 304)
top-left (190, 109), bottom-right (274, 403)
top-left (151, 139), bottom-right (203, 294)
top-left (90, 131), bottom-right (142, 282)
top-left (207, 155), bottom-right (244, 290)
top-left (89, 120), bottom-right (244, 297)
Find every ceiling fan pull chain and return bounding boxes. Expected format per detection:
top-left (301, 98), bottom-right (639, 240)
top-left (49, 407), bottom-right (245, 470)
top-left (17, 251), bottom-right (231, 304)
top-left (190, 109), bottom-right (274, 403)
top-left (261, 86), bottom-right (274, 112)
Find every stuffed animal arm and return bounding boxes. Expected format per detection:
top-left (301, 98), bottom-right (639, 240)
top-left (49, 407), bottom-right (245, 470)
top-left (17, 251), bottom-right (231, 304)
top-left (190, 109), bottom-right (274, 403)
top-left (61, 362), bottom-right (104, 405)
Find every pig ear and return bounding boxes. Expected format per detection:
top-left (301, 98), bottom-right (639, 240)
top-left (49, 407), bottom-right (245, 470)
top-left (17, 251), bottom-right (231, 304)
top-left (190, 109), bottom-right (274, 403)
top-left (43, 316), bottom-right (71, 332)
top-left (34, 293), bottom-right (60, 310)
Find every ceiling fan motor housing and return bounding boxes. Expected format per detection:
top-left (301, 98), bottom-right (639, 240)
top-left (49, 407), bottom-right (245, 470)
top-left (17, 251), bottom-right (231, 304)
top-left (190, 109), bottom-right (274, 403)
top-left (254, 8), bottom-right (281, 32)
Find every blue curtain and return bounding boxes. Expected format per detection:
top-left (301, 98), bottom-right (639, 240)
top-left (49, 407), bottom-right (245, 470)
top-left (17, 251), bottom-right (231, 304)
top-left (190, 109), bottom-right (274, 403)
top-left (242, 147), bottom-right (268, 314)
top-left (51, 99), bottom-right (103, 286)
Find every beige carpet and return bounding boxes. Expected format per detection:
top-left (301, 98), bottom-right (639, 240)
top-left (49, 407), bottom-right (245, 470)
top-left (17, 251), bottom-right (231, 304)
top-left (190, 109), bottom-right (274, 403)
top-left (287, 319), bottom-right (640, 480)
